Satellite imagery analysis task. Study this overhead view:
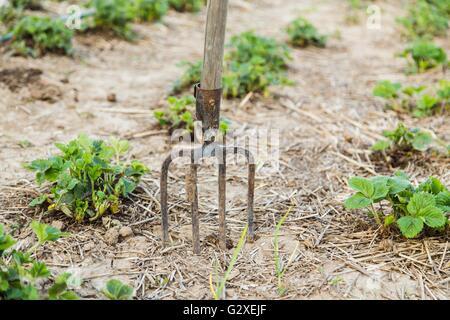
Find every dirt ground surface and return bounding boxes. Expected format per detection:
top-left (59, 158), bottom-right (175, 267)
top-left (0, 0), bottom-right (449, 299)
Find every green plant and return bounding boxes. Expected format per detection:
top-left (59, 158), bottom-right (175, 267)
top-left (85, 0), bottom-right (136, 40)
top-left (0, 222), bottom-right (78, 300)
top-left (154, 95), bottom-right (229, 134)
top-left (154, 95), bottom-right (196, 133)
top-left (223, 31), bottom-right (292, 98)
top-left (398, 0), bottom-right (449, 39)
top-left (210, 224), bottom-right (248, 300)
top-left (8, 16), bottom-right (73, 57)
top-left (132, 0), bottom-right (168, 22)
top-left (401, 40), bottom-right (448, 73)
top-left (372, 123), bottom-right (434, 153)
top-left (0, 4), bottom-right (23, 29)
top-left (26, 134), bottom-right (149, 223)
top-left (174, 32), bottom-right (292, 98)
top-left (286, 17), bottom-right (327, 48)
top-left (344, 173), bottom-right (449, 238)
top-left (273, 206), bottom-right (297, 296)
top-left (373, 80), bottom-right (448, 117)
top-left (168, 0), bottom-right (204, 12)
top-left (103, 279), bottom-right (134, 300)
top-left (172, 60), bottom-right (202, 94)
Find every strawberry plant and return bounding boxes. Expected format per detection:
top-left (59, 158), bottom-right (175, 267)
top-left (344, 173), bottom-right (449, 238)
top-left (172, 60), bottom-right (202, 94)
top-left (398, 0), bottom-right (449, 39)
top-left (286, 17), bottom-right (327, 48)
top-left (154, 95), bottom-right (196, 133)
top-left (0, 222), bottom-right (78, 300)
top-left (8, 16), bottom-right (73, 57)
top-left (85, 0), bottom-right (136, 40)
top-left (372, 123), bottom-right (434, 153)
top-left (373, 80), bottom-right (449, 117)
top-left (223, 31), bottom-right (292, 98)
top-left (154, 95), bottom-right (229, 134)
top-left (132, 0), bottom-right (168, 22)
top-left (175, 32), bottom-right (292, 98)
top-left (401, 40), bottom-right (448, 73)
top-left (26, 134), bottom-right (149, 223)
top-left (168, 0), bottom-right (205, 12)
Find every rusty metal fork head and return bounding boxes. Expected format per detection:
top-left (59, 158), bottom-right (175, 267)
top-left (160, 84), bottom-right (256, 254)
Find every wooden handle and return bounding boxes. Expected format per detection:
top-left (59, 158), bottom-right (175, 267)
top-left (200, 0), bottom-right (229, 90)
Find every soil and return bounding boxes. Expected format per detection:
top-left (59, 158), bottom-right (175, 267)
top-left (0, 0), bottom-right (449, 300)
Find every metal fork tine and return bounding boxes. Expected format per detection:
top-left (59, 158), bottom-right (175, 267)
top-left (189, 162), bottom-right (201, 254)
top-left (161, 155), bottom-right (172, 245)
top-left (218, 143), bottom-right (227, 250)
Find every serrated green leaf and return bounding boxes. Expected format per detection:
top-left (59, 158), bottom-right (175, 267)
top-left (397, 216), bottom-right (423, 238)
top-left (436, 191), bottom-right (450, 213)
top-left (371, 140), bottom-right (391, 151)
top-left (420, 206), bottom-right (446, 228)
top-left (348, 177), bottom-right (374, 198)
top-left (344, 193), bottom-right (372, 209)
top-left (407, 192), bottom-right (436, 216)
top-left (103, 279), bottom-right (134, 300)
top-left (31, 221), bottom-right (68, 245)
top-left (29, 261), bottom-right (50, 279)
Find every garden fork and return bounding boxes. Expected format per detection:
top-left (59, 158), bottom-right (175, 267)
top-left (160, 0), bottom-right (256, 254)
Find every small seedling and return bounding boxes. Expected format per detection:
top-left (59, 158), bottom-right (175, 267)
top-left (103, 279), bottom-right (134, 300)
top-left (286, 17), bottom-right (327, 48)
top-left (27, 134), bottom-right (149, 223)
top-left (8, 16), bottom-right (73, 57)
top-left (154, 95), bottom-right (229, 135)
top-left (273, 206), bottom-right (298, 296)
top-left (344, 173), bottom-right (449, 238)
top-left (401, 40), bottom-right (448, 74)
top-left (373, 80), bottom-right (448, 117)
top-left (168, 0), bottom-right (205, 12)
top-left (210, 224), bottom-right (248, 300)
top-left (372, 123), bottom-right (434, 153)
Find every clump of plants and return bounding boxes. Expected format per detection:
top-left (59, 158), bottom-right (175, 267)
top-left (175, 31), bottom-right (292, 98)
top-left (398, 0), bottom-right (449, 39)
top-left (0, 221), bottom-right (78, 300)
top-left (85, 0), bottom-right (136, 40)
top-left (131, 0), bottom-right (169, 22)
top-left (154, 95), bottom-right (228, 134)
top-left (168, 0), bottom-right (205, 12)
top-left (26, 134), bottom-right (149, 223)
top-left (102, 279), bottom-right (134, 300)
top-left (8, 16), bottom-right (73, 57)
top-left (373, 80), bottom-right (449, 117)
top-left (344, 173), bottom-right (449, 238)
top-left (401, 40), bottom-right (448, 73)
top-left (154, 95), bottom-right (196, 133)
top-left (371, 123), bottom-right (434, 153)
top-left (285, 17), bottom-right (327, 48)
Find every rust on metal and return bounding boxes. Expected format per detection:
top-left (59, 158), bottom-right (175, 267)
top-left (194, 83), bottom-right (222, 140)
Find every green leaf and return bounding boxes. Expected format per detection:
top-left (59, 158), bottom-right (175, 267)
top-left (31, 221), bottom-right (68, 245)
top-left (30, 262), bottom-right (50, 278)
top-left (436, 191), bottom-right (450, 213)
top-left (0, 224), bottom-right (16, 252)
top-left (397, 216), bottom-right (423, 238)
top-left (348, 177), bottom-right (374, 198)
top-left (372, 180), bottom-right (389, 201)
top-left (48, 273), bottom-right (78, 300)
top-left (387, 176), bottom-right (411, 194)
top-left (384, 214), bottom-right (396, 227)
top-left (29, 194), bottom-right (48, 207)
top-left (344, 193), bottom-right (372, 209)
top-left (103, 279), bottom-right (134, 300)
top-left (371, 140), bottom-right (391, 151)
top-left (407, 192), bottom-right (435, 216)
top-left (411, 131), bottom-right (433, 151)
top-left (420, 206), bottom-right (446, 228)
